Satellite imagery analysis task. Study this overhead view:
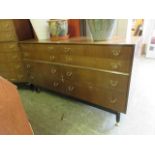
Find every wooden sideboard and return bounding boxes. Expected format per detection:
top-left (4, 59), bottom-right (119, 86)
top-left (19, 38), bottom-right (135, 123)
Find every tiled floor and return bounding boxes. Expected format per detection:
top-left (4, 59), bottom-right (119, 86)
top-left (19, 55), bottom-right (155, 135)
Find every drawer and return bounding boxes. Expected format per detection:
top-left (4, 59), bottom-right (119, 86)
top-left (0, 42), bottom-right (19, 52)
top-left (24, 61), bottom-right (62, 78)
top-left (60, 64), bottom-right (129, 92)
top-left (20, 43), bottom-right (133, 73)
top-left (59, 54), bottom-right (131, 73)
top-left (24, 61), bottom-right (63, 85)
top-left (0, 20), bottom-right (15, 31)
top-left (0, 52), bottom-right (22, 62)
top-left (0, 71), bottom-right (17, 82)
top-left (22, 49), bottom-right (60, 62)
top-left (62, 81), bottom-right (127, 113)
top-left (0, 31), bottom-right (17, 41)
top-left (0, 61), bottom-right (25, 82)
top-left (20, 44), bottom-right (133, 60)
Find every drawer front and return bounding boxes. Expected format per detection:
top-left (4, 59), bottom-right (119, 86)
top-left (0, 31), bottom-right (17, 41)
top-left (21, 44), bottom-right (133, 60)
top-left (58, 54), bottom-right (131, 73)
top-left (57, 44), bottom-right (133, 60)
top-left (0, 20), bottom-right (15, 32)
top-left (24, 61), bottom-right (63, 85)
top-left (60, 64), bottom-right (129, 92)
top-left (22, 61), bottom-right (128, 112)
top-left (0, 20), bottom-right (17, 41)
top-left (0, 52), bottom-right (22, 62)
top-left (0, 42), bottom-right (19, 52)
top-left (22, 44), bottom-right (133, 60)
top-left (0, 71), bottom-right (17, 81)
top-left (0, 61), bottom-right (25, 82)
top-left (21, 43), bottom-right (133, 73)
top-left (23, 61), bottom-right (129, 92)
top-left (62, 81), bottom-right (127, 113)
top-left (22, 49), bottom-right (60, 62)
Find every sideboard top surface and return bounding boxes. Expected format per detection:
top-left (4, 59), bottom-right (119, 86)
top-left (19, 36), bottom-right (139, 46)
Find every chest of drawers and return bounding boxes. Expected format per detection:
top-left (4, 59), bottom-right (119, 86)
top-left (0, 20), bottom-right (26, 82)
top-left (19, 38), bottom-right (135, 122)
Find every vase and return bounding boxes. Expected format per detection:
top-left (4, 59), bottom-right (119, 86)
top-left (87, 19), bottom-right (117, 41)
top-left (48, 19), bottom-right (69, 41)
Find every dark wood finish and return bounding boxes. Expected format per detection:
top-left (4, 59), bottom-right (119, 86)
top-left (0, 76), bottom-right (33, 134)
top-left (20, 38), bottom-right (135, 113)
top-left (13, 19), bottom-right (34, 41)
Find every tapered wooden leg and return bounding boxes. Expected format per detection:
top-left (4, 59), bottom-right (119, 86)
top-left (115, 112), bottom-right (120, 126)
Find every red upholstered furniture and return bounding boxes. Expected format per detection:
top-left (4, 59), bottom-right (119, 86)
top-left (0, 76), bottom-right (33, 135)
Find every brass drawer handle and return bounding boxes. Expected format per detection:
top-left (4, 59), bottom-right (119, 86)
top-left (65, 55), bottom-right (72, 62)
top-left (112, 49), bottom-right (121, 56)
top-left (109, 97), bottom-right (118, 104)
top-left (51, 68), bottom-right (56, 74)
top-left (68, 86), bottom-right (74, 92)
top-left (9, 44), bottom-right (16, 49)
top-left (26, 64), bottom-right (31, 68)
top-left (50, 55), bottom-right (55, 61)
top-left (53, 82), bottom-right (59, 87)
top-left (110, 80), bottom-right (118, 87)
top-left (66, 71), bottom-right (72, 77)
top-left (48, 46), bottom-right (54, 50)
top-left (64, 47), bottom-right (71, 53)
top-left (111, 63), bottom-right (121, 70)
top-left (23, 52), bottom-right (29, 57)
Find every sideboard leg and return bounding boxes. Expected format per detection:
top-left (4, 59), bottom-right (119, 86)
top-left (35, 87), bottom-right (41, 93)
top-left (115, 112), bottom-right (120, 126)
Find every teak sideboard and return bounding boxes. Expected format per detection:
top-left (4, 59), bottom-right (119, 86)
top-left (19, 38), bottom-right (135, 123)
top-left (0, 20), bottom-right (135, 124)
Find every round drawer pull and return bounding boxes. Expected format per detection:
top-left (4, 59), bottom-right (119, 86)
top-left (50, 55), bottom-right (55, 61)
top-left (51, 68), bottom-right (56, 74)
top-left (109, 97), bottom-right (118, 104)
top-left (53, 82), bottom-right (59, 87)
top-left (110, 80), bottom-right (118, 87)
top-left (112, 49), bottom-right (121, 56)
top-left (48, 46), bottom-right (54, 50)
top-left (66, 71), bottom-right (72, 77)
top-left (68, 86), bottom-right (74, 92)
